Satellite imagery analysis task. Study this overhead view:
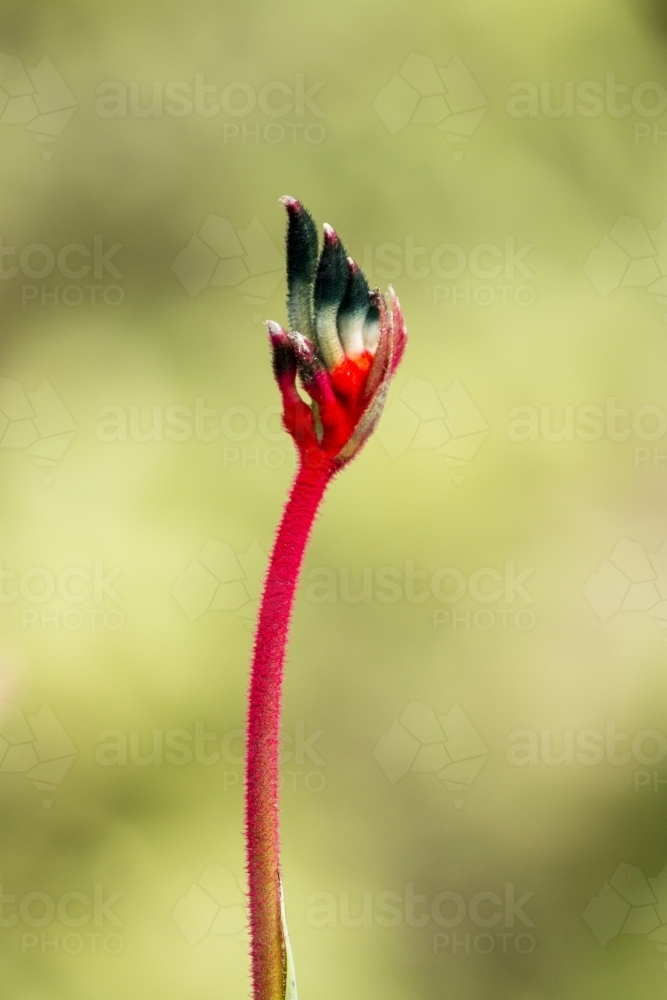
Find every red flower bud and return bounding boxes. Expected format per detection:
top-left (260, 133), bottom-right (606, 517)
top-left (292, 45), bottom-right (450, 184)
top-left (268, 198), bottom-right (407, 469)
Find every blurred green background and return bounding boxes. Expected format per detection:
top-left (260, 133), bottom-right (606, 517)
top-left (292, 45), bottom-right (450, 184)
top-left (2, 1), bottom-right (667, 997)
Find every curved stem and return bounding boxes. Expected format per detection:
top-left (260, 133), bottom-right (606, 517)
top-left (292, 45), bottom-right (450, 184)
top-left (245, 457), bottom-right (334, 1000)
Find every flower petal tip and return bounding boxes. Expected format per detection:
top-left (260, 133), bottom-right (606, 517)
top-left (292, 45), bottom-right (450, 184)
top-left (289, 331), bottom-right (314, 359)
top-left (279, 195), bottom-right (301, 212)
top-left (322, 223), bottom-right (338, 245)
top-left (266, 319), bottom-right (290, 351)
top-left (266, 319), bottom-right (284, 337)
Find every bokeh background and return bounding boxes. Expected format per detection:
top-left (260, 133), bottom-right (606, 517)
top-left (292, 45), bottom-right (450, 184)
top-left (2, 1), bottom-right (667, 997)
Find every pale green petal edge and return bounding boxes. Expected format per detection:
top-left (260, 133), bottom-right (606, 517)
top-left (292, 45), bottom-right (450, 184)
top-left (280, 880), bottom-right (298, 1000)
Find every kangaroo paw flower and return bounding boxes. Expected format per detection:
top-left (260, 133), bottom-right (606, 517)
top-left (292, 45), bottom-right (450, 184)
top-left (268, 197), bottom-right (408, 470)
top-left (246, 198), bottom-right (408, 1000)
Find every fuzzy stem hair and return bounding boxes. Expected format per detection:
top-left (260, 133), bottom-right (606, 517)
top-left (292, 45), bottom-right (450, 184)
top-left (245, 456), bottom-right (334, 999)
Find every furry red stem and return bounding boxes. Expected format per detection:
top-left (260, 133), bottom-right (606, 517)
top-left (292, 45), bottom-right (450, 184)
top-left (245, 456), bottom-right (334, 999)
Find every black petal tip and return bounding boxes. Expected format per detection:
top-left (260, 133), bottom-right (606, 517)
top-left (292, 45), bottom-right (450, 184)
top-left (285, 201), bottom-right (318, 284)
top-left (314, 227), bottom-right (349, 310)
top-left (339, 257), bottom-right (371, 319)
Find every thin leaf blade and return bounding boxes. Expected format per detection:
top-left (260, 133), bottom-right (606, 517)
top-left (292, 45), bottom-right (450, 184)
top-left (280, 880), bottom-right (298, 1000)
